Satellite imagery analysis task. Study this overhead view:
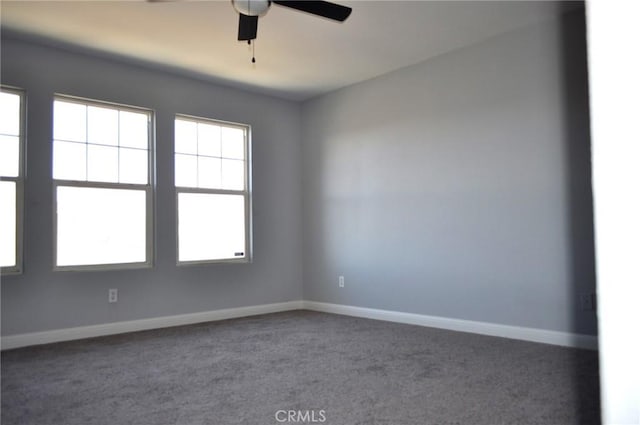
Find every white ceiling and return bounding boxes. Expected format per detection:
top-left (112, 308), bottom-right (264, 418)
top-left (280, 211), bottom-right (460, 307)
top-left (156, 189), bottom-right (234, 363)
top-left (1, 1), bottom-right (575, 101)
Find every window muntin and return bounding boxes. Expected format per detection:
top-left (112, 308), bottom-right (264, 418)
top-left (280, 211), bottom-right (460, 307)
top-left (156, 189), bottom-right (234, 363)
top-left (174, 118), bottom-right (246, 191)
top-left (53, 96), bottom-right (153, 270)
top-left (174, 115), bottom-right (250, 264)
top-left (0, 88), bottom-right (24, 273)
top-left (53, 99), bottom-right (149, 185)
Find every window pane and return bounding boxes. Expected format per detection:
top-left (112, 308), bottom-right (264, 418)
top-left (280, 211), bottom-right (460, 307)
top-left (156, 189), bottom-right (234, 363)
top-left (178, 193), bottom-right (245, 262)
top-left (53, 141), bottom-right (86, 181)
top-left (0, 135), bottom-right (19, 177)
top-left (175, 119), bottom-right (197, 154)
top-left (56, 186), bottom-right (146, 266)
top-left (87, 106), bottom-right (118, 146)
top-left (221, 159), bottom-right (245, 190)
top-left (54, 101), bottom-right (86, 142)
top-left (87, 145), bottom-right (118, 183)
top-left (119, 111), bottom-right (148, 149)
top-left (0, 181), bottom-right (17, 267)
top-left (198, 156), bottom-right (221, 189)
top-left (221, 127), bottom-right (245, 160)
top-left (0, 91), bottom-right (20, 136)
top-left (175, 154), bottom-right (197, 187)
top-left (197, 123), bottom-right (221, 157)
top-left (120, 148), bottom-right (148, 184)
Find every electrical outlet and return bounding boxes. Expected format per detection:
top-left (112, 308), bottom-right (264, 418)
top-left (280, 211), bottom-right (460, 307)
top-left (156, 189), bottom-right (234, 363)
top-left (338, 276), bottom-right (345, 288)
top-left (108, 288), bottom-right (118, 303)
top-left (580, 292), bottom-right (595, 311)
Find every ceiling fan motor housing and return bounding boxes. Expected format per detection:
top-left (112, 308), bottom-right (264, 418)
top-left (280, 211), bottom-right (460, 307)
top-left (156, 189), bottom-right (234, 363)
top-left (232, 0), bottom-right (271, 17)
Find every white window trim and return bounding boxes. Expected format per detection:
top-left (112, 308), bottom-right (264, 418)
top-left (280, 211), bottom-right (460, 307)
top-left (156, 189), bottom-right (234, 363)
top-left (52, 94), bottom-right (155, 272)
top-left (1, 86), bottom-right (25, 275)
top-left (174, 114), bottom-right (252, 266)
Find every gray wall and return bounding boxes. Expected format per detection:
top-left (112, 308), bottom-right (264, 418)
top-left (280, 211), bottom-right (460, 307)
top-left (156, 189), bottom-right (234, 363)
top-left (301, 11), bottom-right (597, 335)
top-left (1, 37), bottom-right (303, 335)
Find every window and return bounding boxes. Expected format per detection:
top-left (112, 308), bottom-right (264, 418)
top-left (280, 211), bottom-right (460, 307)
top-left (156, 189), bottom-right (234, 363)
top-left (1, 87), bottom-right (24, 274)
top-left (174, 115), bottom-right (251, 264)
top-left (52, 96), bottom-right (153, 270)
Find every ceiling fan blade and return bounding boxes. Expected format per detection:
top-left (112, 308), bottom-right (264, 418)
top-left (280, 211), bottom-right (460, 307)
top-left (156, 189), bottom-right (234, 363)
top-left (238, 13), bottom-right (258, 40)
top-left (272, 1), bottom-right (352, 22)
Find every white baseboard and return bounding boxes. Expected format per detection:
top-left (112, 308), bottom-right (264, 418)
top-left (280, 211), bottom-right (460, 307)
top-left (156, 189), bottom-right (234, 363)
top-left (302, 301), bottom-right (599, 350)
top-left (1, 300), bottom-right (304, 350)
top-left (1, 299), bottom-right (598, 351)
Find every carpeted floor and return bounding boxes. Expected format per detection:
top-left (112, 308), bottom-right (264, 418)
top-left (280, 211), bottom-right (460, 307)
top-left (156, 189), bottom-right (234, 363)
top-left (1, 310), bottom-right (600, 425)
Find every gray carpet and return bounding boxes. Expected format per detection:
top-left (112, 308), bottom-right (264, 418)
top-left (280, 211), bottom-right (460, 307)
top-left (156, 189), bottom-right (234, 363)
top-left (1, 310), bottom-right (600, 425)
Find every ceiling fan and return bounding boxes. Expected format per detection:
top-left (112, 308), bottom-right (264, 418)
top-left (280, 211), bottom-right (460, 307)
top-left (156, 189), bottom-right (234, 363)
top-left (231, 0), bottom-right (352, 42)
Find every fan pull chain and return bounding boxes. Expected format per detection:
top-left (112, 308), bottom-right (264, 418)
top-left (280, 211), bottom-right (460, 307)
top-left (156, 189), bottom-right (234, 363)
top-left (251, 39), bottom-right (256, 64)
top-left (247, 40), bottom-right (256, 64)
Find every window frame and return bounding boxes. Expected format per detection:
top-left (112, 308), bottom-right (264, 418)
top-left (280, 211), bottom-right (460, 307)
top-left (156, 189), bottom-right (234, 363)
top-left (0, 86), bottom-right (26, 275)
top-left (52, 94), bottom-right (155, 272)
top-left (174, 114), bottom-right (252, 266)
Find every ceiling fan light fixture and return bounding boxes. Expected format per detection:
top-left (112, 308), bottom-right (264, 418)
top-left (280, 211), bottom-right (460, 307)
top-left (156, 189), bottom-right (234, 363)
top-left (232, 0), bottom-right (271, 17)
